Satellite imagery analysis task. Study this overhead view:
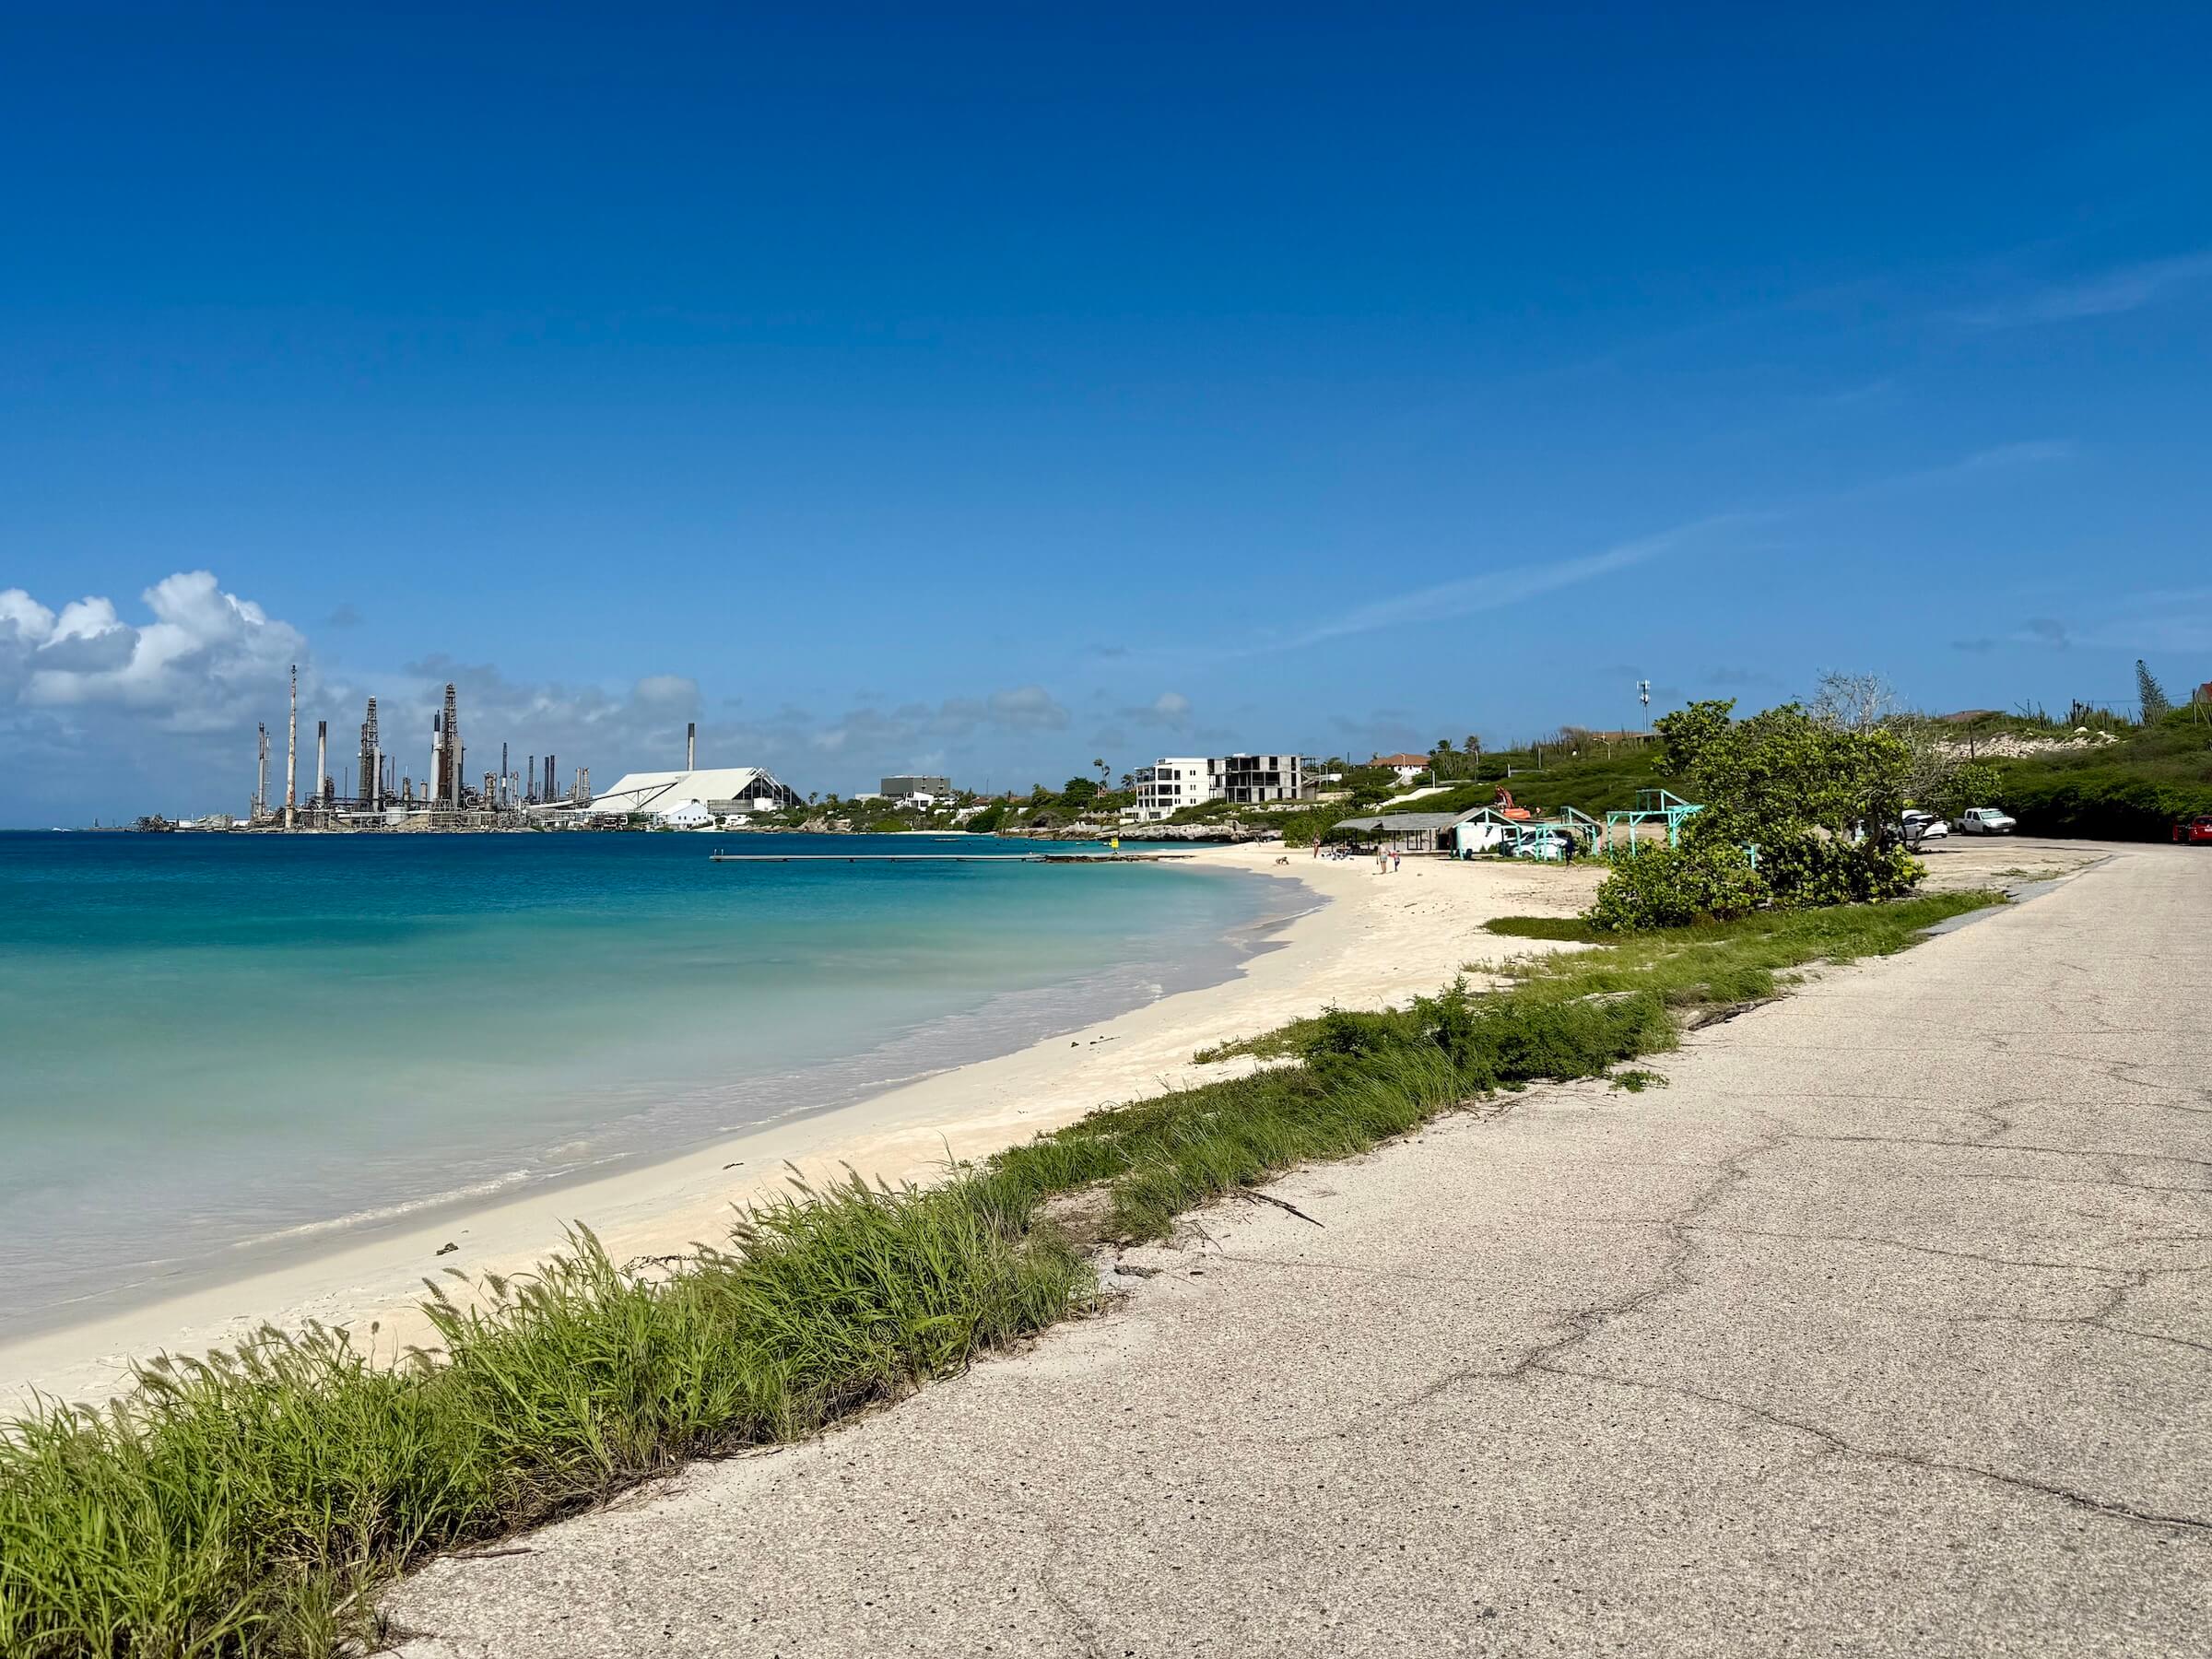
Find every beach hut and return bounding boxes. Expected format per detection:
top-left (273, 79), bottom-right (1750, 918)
top-left (1328, 809), bottom-right (1479, 853)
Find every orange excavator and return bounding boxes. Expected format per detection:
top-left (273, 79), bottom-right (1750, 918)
top-left (1492, 788), bottom-right (1534, 821)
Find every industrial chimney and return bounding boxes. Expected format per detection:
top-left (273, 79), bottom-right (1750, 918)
top-left (285, 664), bottom-right (299, 830)
top-left (315, 720), bottom-right (328, 811)
top-left (359, 697), bottom-right (382, 810)
top-left (687, 721), bottom-right (696, 771)
top-left (441, 683), bottom-right (461, 807)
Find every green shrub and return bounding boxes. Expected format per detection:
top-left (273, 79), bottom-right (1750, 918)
top-left (1585, 839), bottom-right (1765, 932)
top-left (1755, 830), bottom-right (1923, 909)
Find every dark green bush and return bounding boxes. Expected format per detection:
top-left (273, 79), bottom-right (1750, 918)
top-left (1755, 830), bottom-right (1923, 910)
top-left (1996, 769), bottom-right (2212, 841)
top-left (1586, 840), bottom-right (1765, 932)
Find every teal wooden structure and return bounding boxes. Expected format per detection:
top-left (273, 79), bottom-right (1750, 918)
top-left (1603, 789), bottom-right (1703, 855)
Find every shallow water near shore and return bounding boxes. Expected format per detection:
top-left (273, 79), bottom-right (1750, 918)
top-left (0, 830), bottom-right (1293, 1338)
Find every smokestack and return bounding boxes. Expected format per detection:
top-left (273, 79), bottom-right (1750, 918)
top-left (285, 665), bottom-right (298, 829)
top-left (441, 683), bottom-right (461, 808)
top-left (687, 721), bottom-right (696, 771)
top-left (500, 742), bottom-right (509, 808)
top-left (254, 724), bottom-right (268, 820)
top-left (430, 714), bottom-right (442, 813)
top-left (360, 696), bottom-right (382, 810)
top-left (315, 720), bottom-right (327, 812)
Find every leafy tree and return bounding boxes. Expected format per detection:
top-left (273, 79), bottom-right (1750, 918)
top-left (1591, 698), bottom-right (1921, 930)
top-left (2138, 660), bottom-right (2172, 723)
top-left (1279, 805), bottom-right (1343, 847)
top-left (1806, 670), bottom-right (2003, 818)
top-left (1921, 759), bottom-right (2001, 820)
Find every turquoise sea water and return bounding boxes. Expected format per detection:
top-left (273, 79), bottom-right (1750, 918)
top-left (0, 831), bottom-right (1297, 1336)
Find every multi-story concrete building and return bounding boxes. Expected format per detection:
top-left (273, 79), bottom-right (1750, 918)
top-left (1131, 758), bottom-right (1219, 822)
top-left (1130, 754), bottom-right (1311, 821)
top-left (880, 774), bottom-right (952, 803)
top-left (1218, 753), bottom-right (1305, 806)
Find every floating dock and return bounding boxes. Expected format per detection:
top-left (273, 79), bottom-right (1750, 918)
top-left (707, 851), bottom-right (1191, 864)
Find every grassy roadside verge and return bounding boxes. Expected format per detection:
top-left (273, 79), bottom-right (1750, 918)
top-left (0, 888), bottom-right (2003, 1657)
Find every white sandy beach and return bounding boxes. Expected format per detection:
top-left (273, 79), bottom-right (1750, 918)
top-left (0, 844), bottom-right (1600, 1407)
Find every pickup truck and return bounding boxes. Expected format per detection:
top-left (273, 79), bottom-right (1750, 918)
top-left (1957, 807), bottom-right (2016, 835)
top-left (2175, 815), bottom-right (2212, 845)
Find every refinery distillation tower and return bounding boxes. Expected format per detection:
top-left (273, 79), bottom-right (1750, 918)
top-left (246, 673), bottom-right (586, 831)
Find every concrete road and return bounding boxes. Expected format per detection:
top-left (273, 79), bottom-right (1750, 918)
top-left (392, 843), bottom-right (2211, 1658)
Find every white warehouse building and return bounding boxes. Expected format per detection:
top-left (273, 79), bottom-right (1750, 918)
top-left (586, 767), bottom-right (800, 822)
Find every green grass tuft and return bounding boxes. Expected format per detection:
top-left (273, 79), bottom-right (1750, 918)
top-left (0, 1175), bottom-right (1086, 1659)
top-left (1482, 914), bottom-right (1604, 942)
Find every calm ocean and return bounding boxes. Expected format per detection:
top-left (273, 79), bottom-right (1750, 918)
top-left (0, 831), bottom-right (1297, 1336)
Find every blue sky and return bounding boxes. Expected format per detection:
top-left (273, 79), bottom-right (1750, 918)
top-left (3, 3), bottom-right (2209, 821)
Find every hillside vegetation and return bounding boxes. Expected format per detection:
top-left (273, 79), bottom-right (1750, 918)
top-left (1378, 746), bottom-right (1682, 820)
top-left (1969, 708), bottom-right (2212, 840)
top-left (1374, 707), bottom-right (2212, 842)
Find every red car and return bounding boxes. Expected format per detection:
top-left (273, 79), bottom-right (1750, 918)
top-left (2176, 815), bottom-right (2212, 845)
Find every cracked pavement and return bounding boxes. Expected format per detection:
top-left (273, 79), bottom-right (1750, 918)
top-left (391, 842), bottom-right (2211, 1657)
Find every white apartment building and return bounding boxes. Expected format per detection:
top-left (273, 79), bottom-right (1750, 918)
top-left (1131, 757), bottom-right (1218, 822)
top-left (1129, 753), bottom-right (1310, 821)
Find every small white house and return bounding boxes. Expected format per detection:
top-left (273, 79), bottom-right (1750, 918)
top-left (1372, 752), bottom-right (1433, 787)
top-left (653, 798), bottom-right (715, 830)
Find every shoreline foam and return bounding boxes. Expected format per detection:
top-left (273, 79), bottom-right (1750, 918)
top-left (2, 845), bottom-right (1600, 1406)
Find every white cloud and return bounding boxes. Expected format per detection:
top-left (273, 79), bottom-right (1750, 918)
top-left (1271, 513), bottom-right (1758, 652)
top-left (1961, 250), bottom-right (2212, 327)
top-left (5, 571), bottom-right (306, 734)
top-left (631, 674), bottom-right (701, 710)
top-left (982, 685), bottom-right (1070, 730)
top-left (1118, 690), bottom-right (1194, 729)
